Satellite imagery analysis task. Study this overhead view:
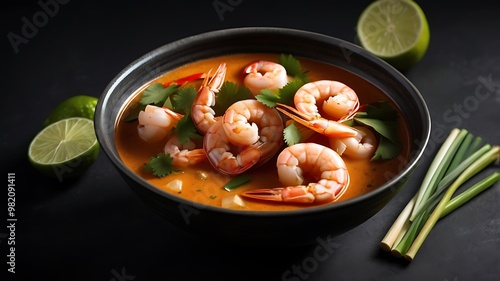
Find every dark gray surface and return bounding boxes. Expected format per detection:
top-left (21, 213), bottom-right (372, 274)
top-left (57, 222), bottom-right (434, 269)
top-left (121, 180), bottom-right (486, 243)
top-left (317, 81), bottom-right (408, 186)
top-left (1, 1), bottom-right (499, 280)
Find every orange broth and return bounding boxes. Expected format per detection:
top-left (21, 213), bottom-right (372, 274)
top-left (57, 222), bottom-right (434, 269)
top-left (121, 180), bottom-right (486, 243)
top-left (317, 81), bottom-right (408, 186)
top-left (115, 53), bottom-right (411, 211)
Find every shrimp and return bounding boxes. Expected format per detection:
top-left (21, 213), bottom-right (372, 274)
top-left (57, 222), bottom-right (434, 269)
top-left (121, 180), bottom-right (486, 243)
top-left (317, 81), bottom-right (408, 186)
top-left (137, 105), bottom-right (183, 142)
top-left (243, 60), bottom-right (289, 95)
top-left (223, 99), bottom-right (283, 146)
top-left (294, 80), bottom-right (359, 122)
top-left (242, 143), bottom-right (349, 204)
top-left (163, 135), bottom-right (207, 168)
top-left (204, 118), bottom-right (279, 176)
top-left (329, 126), bottom-right (378, 159)
top-left (276, 103), bottom-right (359, 139)
top-left (191, 63), bottom-right (227, 135)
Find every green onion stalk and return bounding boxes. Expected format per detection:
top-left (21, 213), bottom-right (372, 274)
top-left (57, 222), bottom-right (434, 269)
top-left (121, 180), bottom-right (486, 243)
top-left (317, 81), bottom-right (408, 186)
top-left (404, 146), bottom-right (499, 261)
top-left (380, 128), bottom-right (500, 261)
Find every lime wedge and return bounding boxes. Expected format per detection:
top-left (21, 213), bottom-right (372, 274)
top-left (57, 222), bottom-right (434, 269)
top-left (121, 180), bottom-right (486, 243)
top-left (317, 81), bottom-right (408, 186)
top-left (43, 95), bottom-right (98, 127)
top-left (28, 117), bottom-right (99, 180)
top-left (357, 0), bottom-right (430, 70)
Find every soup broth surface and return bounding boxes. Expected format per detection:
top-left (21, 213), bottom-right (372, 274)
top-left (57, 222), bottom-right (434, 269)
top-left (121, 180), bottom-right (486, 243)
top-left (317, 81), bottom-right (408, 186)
top-left (115, 53), bottom-right (410, 211)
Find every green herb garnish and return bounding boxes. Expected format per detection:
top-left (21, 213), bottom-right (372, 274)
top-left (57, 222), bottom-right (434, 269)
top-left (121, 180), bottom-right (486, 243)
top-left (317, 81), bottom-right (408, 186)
top-left (144, 153), bottom-right (179, 177)
top-left (279, 53), bottom-right (310, 82)
top-left (370, 136), bottom-right (402, 161)
top-left (213, 81), bottom-right (254, 115)
top-left (256, 79), bottom-right (306, 108)
top-left (283, 121), bottom-right (302, 146)
top-left (126, 83), bottom-right (178, 121)
top-left (279, 79), bottom-right (307, 106)
top-left (172, 114), bottom-right (203, 144)
top-left (140, 83), bottom-right (178, 106)
top-left (352, 101), bottom-right (402, 160)
top-left (255, 54), bottom-right (309, 107)
top-left (171, 85), bottom-right (197, 115)
top-left (223, 174), bottom-right (252, 191)
top-left (255, 89), bottom-right (280, 107)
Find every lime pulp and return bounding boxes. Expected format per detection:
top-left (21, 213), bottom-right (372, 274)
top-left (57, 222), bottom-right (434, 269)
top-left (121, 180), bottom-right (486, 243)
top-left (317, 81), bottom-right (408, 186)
top-left (28, 117), bottom-right (99, 180)
top-left (356, 0), bottom-right (430, 70)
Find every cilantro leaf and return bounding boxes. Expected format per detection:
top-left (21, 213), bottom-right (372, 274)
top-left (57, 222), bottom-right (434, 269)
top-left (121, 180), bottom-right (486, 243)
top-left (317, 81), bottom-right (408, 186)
top-left (163, 95), bottom-right (173, 109)
top-left (256, 89), bottom-right (280, 107)
top-left (144, 153), bottom-right (178, 177)
top-left (172, 85), bottom-right (197, 115)
top-left (279, 54), bottom-right (302, 75)
top-left (255, 54), bottom-right (310, 108)
top-left (283, 121), bottom-right (302, 146)
top-left (173, 114), bottom-right (203, 144)
top-left (213, 81), bottom-right (254, 115)
top-left (140, 83), bottom-right (178, 106)
top-left (279, 79), bottom-right (307, 106)
top-left (279, 54), bottom-right (310, 83)
top-left (255, 79), bottom-right (307, 108)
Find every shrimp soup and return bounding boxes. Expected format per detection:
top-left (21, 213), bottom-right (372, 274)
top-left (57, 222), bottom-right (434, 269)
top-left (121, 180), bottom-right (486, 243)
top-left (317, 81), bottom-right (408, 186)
top-left (115, 53), bottom-right (411, 211)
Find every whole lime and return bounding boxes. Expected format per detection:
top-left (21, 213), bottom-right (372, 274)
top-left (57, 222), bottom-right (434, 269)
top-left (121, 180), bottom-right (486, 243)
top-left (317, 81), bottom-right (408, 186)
top-left (43, 95), bottom-right (98, 127)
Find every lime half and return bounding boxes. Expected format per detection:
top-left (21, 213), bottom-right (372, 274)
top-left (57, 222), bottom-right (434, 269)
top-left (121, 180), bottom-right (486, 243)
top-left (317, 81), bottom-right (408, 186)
top-left (357, 0), bottom-right (430, 70)
top-left (28, 117), bottom-right (99, 180)
top-left (43, 95), bottom-right (98, 127)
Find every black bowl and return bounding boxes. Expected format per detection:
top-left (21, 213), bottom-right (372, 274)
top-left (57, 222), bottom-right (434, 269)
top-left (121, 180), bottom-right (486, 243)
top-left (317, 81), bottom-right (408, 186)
top-left (95, 27), bottom-right (431, 247)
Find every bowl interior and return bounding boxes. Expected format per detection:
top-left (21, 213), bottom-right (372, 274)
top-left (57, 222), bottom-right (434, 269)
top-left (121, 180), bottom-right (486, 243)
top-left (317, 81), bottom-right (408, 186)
top-left (95, 27), bottom-right (431, 216)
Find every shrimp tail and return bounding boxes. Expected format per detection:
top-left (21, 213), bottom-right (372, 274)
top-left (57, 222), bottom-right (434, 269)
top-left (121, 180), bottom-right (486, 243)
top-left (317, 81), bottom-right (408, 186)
top-left (171, 148), bottom-right (207, 168)
top-left (243, 60), bottom-right (261, 74)
top-left (206, 145), bottom-right (261, 176)
top-left (204, 63), bottom-right (227, 92)
top-left (242, 183), bottom-right (348, 204)
top-left (241, 188), bottom-right (286, 202)
top-left (242, 186), bottom-right (316, 203)
top-left (244, 140), bottom-right (349, 205)
top-left (191, 63), bottom-right (227, 134)
top-left (162, 107), bottom-right (184, 120)
top-left (276, 103), bottom-right (358, 138)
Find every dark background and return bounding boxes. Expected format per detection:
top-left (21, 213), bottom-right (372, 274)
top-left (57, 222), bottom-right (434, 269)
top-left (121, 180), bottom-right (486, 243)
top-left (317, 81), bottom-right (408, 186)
top-left (1, 0), bottom-right (500, 280)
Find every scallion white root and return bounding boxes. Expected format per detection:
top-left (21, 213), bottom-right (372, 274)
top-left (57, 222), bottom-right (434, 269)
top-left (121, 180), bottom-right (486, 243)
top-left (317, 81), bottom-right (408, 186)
top-left (380, 194), bottom-right (417, 252)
